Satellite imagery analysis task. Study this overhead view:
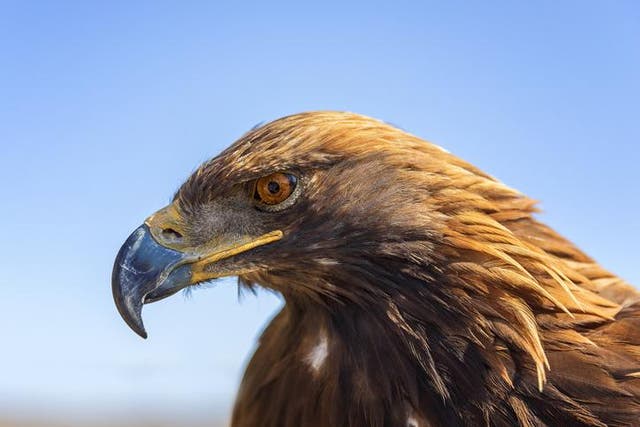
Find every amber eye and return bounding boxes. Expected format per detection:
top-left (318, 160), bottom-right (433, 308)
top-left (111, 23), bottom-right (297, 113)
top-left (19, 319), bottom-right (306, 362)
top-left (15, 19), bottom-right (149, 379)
top-left (253, 173), bottom-right (298, 206)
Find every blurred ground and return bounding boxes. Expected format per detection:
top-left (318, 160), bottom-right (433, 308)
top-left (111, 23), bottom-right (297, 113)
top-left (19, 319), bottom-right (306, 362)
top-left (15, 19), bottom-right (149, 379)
top-left (0, 418), bottom-right (226, 427)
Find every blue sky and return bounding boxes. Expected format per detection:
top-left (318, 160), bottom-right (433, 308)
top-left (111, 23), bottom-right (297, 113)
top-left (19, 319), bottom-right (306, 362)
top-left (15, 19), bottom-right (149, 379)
top-left (1, 1), bottom-right (638, 423)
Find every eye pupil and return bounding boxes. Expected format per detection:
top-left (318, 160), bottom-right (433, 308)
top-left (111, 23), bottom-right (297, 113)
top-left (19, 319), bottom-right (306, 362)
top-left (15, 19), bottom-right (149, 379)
top-left (267, 181), bottom-right (280, 194)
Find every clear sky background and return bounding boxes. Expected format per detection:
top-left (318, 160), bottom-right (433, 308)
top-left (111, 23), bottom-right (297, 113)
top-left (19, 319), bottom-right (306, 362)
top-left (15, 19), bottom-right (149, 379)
top-left (1, 1), bottom-right (638, 425)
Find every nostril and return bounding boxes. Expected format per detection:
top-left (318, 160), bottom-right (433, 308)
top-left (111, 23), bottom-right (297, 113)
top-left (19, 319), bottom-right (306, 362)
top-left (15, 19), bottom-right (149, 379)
top-left (161, 227), bottom-right (183, 242)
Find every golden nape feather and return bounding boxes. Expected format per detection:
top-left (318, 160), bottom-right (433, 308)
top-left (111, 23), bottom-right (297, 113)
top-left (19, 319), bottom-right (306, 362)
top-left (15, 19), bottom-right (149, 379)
top-left (112, 112), bottom-right (640, 427)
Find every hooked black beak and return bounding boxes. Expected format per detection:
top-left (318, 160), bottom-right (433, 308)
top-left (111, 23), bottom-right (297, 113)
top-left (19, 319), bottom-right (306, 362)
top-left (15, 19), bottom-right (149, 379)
top-left (111, 225), bottom-right (191, 338)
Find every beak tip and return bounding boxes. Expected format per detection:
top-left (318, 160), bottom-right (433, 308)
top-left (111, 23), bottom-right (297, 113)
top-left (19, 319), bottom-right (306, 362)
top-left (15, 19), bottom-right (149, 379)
top-left (112, 295), bottom-right (149, 339)
top-left (125, 318), bottom-right (148, 339)
top-left (124, 310), bottom-right (148, 339)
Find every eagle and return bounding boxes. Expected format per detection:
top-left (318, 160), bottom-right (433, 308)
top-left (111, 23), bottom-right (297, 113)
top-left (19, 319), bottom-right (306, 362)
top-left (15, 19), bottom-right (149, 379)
top-left (112, 112), bottom-right (640, 427)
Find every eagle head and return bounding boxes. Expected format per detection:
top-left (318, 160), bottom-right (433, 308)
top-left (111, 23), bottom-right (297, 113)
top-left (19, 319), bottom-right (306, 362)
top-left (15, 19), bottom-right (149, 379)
top-left (113, 111), bottom-right (464, 336)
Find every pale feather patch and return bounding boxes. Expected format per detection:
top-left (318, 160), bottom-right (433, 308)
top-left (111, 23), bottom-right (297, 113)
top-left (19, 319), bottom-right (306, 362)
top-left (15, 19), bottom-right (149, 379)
top-left (306, 333), bottom-right (329, 373)
top-left (316, 257), bottom-right (339, 266)
top-left (431, 143), bottom-right (450, 154)
top-left (406, 408), bottom-right (424, 427)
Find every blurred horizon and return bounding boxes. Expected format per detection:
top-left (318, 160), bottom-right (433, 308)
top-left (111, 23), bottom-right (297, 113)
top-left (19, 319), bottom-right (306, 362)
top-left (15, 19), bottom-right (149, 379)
top-left (1, 1), bottom-right (638, 426)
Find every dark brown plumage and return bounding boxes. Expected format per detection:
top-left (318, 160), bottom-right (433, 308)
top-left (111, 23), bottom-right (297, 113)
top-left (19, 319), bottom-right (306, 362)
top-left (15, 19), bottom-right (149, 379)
top-left (113, 112), bottom-right (640, 427)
